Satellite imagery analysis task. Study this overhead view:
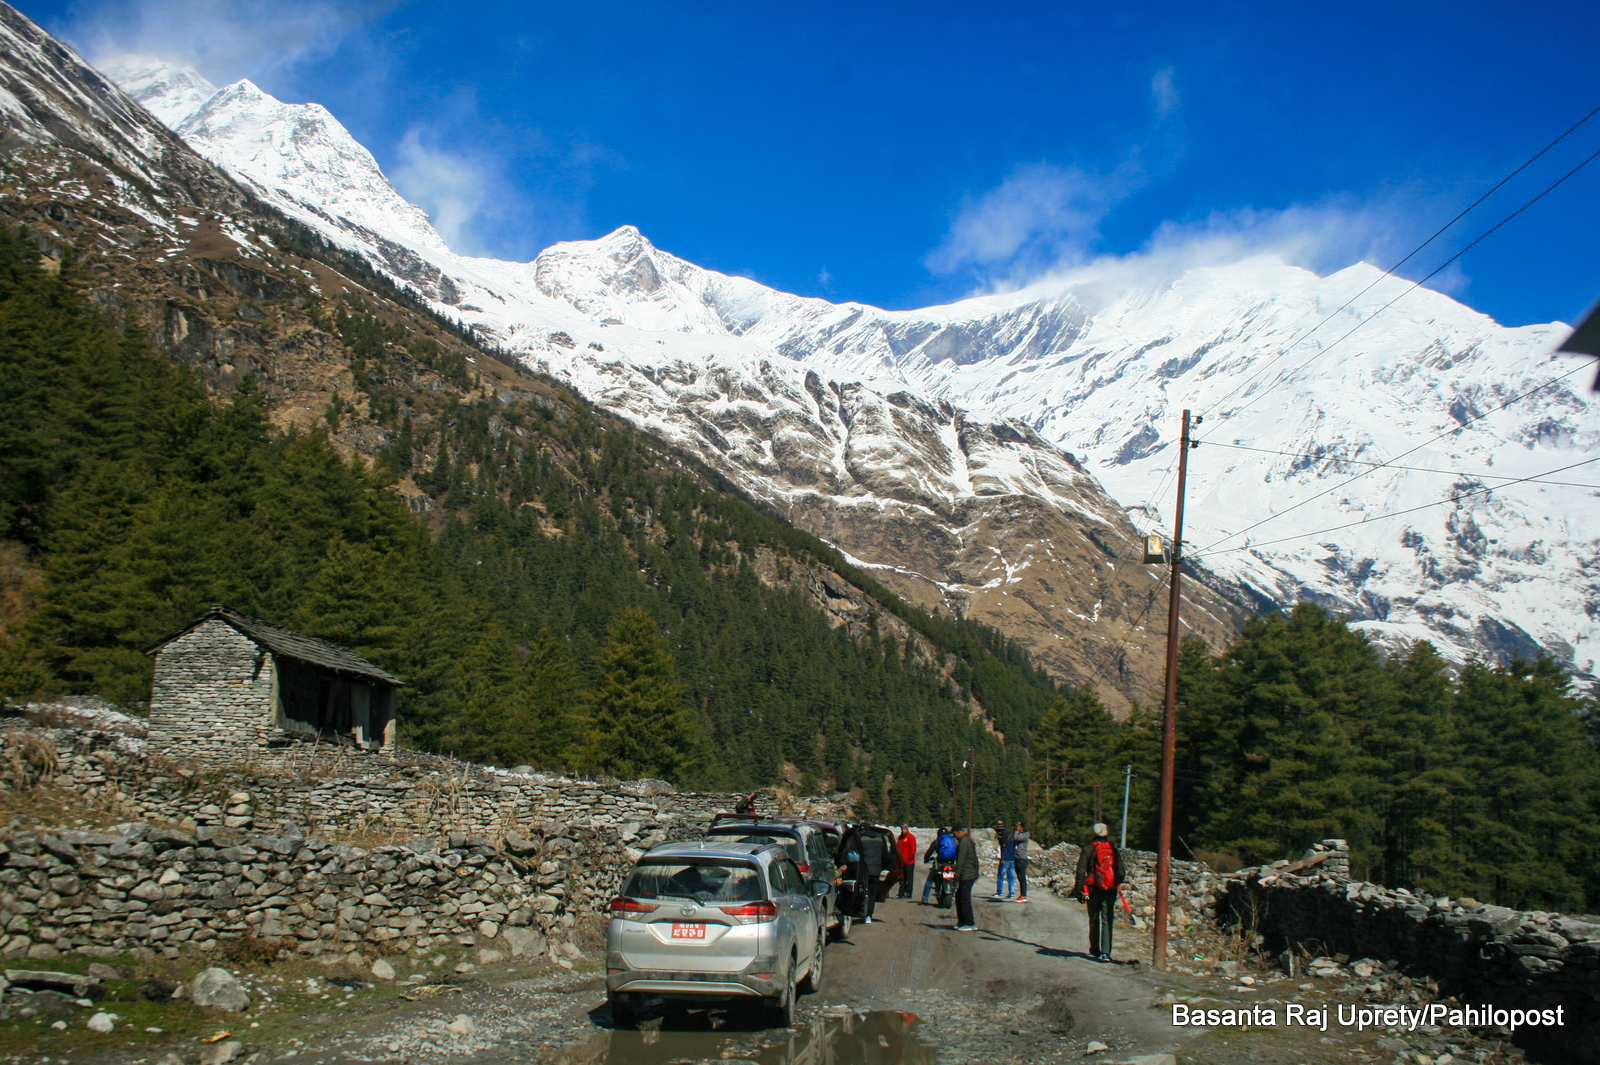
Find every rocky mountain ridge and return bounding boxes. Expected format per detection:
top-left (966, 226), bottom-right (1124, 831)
top-left (106, 51), bottom-right (1599, 681)
top-left (101, 52), bottom-right (1246, 705)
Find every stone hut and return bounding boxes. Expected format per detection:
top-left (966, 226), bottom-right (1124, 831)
top-left (144, 604), bottom-right (402, 763)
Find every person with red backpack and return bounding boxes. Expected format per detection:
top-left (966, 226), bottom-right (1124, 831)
top-left (1070, 822), bottom-right (1124, 962)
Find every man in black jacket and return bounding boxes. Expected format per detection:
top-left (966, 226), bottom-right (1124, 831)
top-left (858, 827), bottom-right (887, 923)
top-left (952, 825), bottom-right (980, 931)
top-left (1070, 822), bottom-right (1123, 961)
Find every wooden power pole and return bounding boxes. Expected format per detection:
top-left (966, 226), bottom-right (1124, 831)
top-left (1153, 408), bottom-right (1198, 971)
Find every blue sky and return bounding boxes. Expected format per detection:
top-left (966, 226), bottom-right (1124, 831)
top-left (30, 0), bottom-right (1600, 326)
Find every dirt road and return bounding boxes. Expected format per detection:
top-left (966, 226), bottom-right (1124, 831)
top-left (43, 884), bottom-right (1526, 1064)
top-left (816, 890), bottom-right (1180, 1063)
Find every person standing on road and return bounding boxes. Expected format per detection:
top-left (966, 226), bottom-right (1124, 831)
top-left (896, 826), bottom-right (918, 898)
top-left (990, 821), bottom-right (1016, 899)
top-left (1070, 822), bottom-right (1123, 961)
top-left (952, 825), bottom-right (980, 931)
top-left (1012, 821), bottom-right (1032, 903)
top-left (858, 825), bottom-right (887, 923)
top-left (922, 826), bottom-right (955, 903)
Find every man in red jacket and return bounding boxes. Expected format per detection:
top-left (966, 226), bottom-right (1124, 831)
top-left (895, 826), bottom-right (918, 898)
top-left (1070, 822), bottom-right (1124, 961)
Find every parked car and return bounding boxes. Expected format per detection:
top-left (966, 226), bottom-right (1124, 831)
top-left (605, 841), bottom-right (826, 1028)
top-left (705, 816), bottom-right (848, 938)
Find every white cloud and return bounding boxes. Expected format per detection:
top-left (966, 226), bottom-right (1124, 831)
top-left (924, 161), bottom-right (1141, 278)
top-left (1151, 65), bottom-right (1179, 118)
top-left (390, 129), bottom-right (492, 254)
top-left (1008, 194), bottom-right (1472, 299)
top-left (57, 0), bottom-right (382, 85)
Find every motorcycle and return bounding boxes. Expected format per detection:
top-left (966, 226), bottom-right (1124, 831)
top-left (934, 861), bottom-right (957, 909)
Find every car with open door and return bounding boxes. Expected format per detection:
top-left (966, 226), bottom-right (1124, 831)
top-left (605, 840), bottom-right (826, 1028)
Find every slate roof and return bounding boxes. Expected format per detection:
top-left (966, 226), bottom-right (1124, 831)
top-left (143, 604), bottom-right (403, 686)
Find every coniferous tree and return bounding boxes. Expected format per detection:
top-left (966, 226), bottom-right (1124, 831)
top-left (583, 608), bottom-right (694, 780)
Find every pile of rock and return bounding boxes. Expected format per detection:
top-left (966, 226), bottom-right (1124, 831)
top-left (0, 816), bottom-right (673, 964)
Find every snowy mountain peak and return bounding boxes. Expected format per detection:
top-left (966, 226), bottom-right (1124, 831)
top-left (93, 45), bottom-right (1600, 682)
top-left (106, 56), bottom-right (448, 257)
top-left (94, 55), bottom-right (216, 128)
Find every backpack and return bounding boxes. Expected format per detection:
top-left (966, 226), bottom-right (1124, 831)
top-left (937, 833), bottom-right (958, 860)
top-left (1089, 840), bottom-right (1117, 889)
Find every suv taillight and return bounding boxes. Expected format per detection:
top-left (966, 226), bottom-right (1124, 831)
top-left (718, 900), bottom-right (778, 924)
top-left (796, 863), bottom-right (811, 875)
top-left (609, 896), bottom-right (659, 919)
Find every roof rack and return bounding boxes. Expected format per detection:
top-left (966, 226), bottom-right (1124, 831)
top-left (709, 811), bottom-right (764, 826)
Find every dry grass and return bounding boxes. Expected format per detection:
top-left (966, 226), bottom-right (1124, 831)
top-left (1, 729), bottom-right (58, 789)
top-left (216, 930), bottom-right (293, 968)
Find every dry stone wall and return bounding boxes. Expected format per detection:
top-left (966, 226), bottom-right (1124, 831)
top-left (1218, 863), bottom-right (1600, 1062)
top-left (0, 818), bottom-right (645, 966)
top-left (0, 725), bottom-right (855, 967)
top-left (16, 728), bottom-right (848, 843)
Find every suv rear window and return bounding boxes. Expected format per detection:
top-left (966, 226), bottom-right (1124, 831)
top-left (622, 861), bottom-right (764, 903)
top-left (707, 830), bottom-right (804, 864)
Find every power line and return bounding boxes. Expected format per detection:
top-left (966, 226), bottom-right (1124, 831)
top-left (1198, 102), bottom-right (1600, 428)
top-left (1198, 439), bottom-right (1600, 489)
top-left (1216, 142), bottom-right (1600, 428)
top-left (1192, 453), bottom-right (1600, 560)
top-left (1087, 575), bottom-right (1168, 694)
top-left (1197, 361), bottom-right (1591, 553)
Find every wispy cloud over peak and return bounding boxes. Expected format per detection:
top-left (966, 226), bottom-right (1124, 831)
top-left (60, 0), bottom-right (383, 87)
top-left (923, 161), bottom-right (1141, 279)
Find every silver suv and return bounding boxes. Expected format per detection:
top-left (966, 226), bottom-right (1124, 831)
top-left (605, 841), bottom-right (826, 1027)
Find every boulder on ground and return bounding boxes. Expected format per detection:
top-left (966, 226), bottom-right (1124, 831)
top-left (190, 967), bottom-right (250, 1011)
top-left (198, 1040), bottom-right (244, 1065)
top-left (501, 927), bottom-right (546, 957)
top-left (370, 958), bottom-right (395, 980)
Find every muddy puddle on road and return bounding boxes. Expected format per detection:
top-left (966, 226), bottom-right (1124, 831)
top-left (540, 1010), bottom-right (935, 1065)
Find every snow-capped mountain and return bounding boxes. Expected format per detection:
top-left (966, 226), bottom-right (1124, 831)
top-left (108, 56), bottom-right (1600, 682)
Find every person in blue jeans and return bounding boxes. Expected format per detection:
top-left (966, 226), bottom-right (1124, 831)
top-left (990, 822), bottom-right (1015, 898)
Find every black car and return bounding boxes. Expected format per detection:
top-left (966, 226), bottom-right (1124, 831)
top-left (705, 816), bottom-right (849, 938)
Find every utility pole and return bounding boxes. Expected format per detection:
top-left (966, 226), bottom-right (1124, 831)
top-left (1119, 764), bottom-right (1133, 849)
top-left (966, 752), bottom-right (976, 828)
top-left (1153, 409), bottom-right (1198, 971)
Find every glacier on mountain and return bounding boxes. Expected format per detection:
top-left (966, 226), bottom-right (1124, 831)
top-left (107, 56), bottom-right (1600, 681)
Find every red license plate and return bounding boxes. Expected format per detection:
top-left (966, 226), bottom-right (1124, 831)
top-left (670, 923), bottom-right (706, 940)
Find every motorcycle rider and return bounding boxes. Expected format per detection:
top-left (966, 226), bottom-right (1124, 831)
top-left (921, 826), bottom-right (956, 905)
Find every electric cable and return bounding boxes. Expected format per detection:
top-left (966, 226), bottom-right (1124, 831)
top-left (1196, 360), bottom-right (1590, 553)
top-left (1197, 102), bottom-right (1600, 427)
top-left (1198, 439), bottom-right (1600, 488)
top-left (1216, 143), bottom-right (1600, 428)
top-left (1191, 453), bottom-right (1600, 560)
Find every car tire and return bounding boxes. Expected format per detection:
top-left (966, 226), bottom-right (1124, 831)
top-left (830, 912), bottom-right (852, 941)
top-left (608, 992), bottom-right (638, 1029)
top-left (798, 931), bottom-right (825, 995)
top-left (765, 957), bottom-right (796, 1027)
